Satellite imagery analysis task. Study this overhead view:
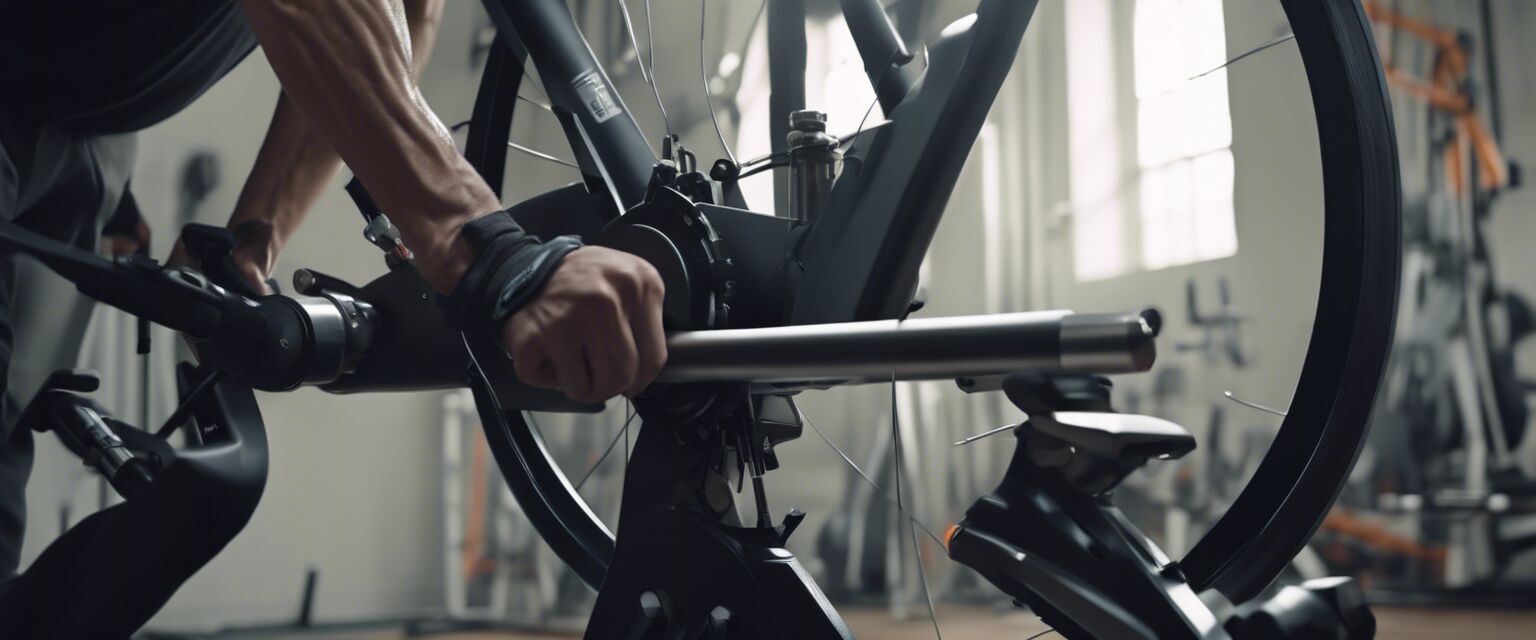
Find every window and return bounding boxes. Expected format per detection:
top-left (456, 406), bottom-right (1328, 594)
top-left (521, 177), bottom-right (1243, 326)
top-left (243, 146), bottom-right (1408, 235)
top-left (1065, 0), bottom-right (1237, 280)
top-left (1065, 0), bottom-right (1125, 281)
top-left (1133, 0), bottom-right (1237, 269)
top-left (734, 14), bottom-right (880, 213)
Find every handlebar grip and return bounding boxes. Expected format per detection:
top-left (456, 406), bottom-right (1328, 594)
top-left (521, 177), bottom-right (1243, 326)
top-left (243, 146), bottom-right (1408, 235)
top-left (180, 223), bottom-right (264, 299)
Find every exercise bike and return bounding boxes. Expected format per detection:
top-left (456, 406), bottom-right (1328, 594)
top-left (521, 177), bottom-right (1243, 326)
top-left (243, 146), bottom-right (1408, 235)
top-left (0, 0), bottom-right (1402, 637)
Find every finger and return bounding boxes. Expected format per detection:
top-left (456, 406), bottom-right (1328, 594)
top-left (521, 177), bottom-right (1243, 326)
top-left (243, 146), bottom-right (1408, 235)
top-left (589, 312), bottom-right (640, 401)
top-left (512, 336), bottom-right (559, 389)
top-left (239, 262), bottom-right (274, 296)
top-left (550, 341), bottom-right (594, 403)
top-left (626, 286), bottom-right (668, 396)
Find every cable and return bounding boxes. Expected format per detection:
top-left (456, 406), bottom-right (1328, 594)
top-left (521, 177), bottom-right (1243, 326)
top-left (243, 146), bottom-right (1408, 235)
top-left (737, 159), bottom-right (789, 180)
top-left (699, 0), bottom-right (737, 165)
top-left (1023, 628), bottom-right (1059, 640)
top-left (154, 370), bottom-right (227, 439)
top-left (840, 46), bottom-right (908, 158)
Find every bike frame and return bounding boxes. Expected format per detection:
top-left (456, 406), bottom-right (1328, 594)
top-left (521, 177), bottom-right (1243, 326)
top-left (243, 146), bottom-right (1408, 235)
top-left (441, 0), bottom-right (1401, 636)
top-left (470, 0), bottom-right (1037, 326)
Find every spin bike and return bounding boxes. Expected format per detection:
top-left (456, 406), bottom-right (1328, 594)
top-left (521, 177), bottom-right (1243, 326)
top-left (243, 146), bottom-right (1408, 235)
top-left (0, 0), bottom-right (1401, 637)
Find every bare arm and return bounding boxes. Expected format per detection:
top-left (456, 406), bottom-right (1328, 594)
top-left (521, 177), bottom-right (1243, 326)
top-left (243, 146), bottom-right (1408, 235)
top-left (232, 0), bottom-right (666, 402)
top-left (217, 0), bottom-right (445, 291)
top-left (236, 0), bottom-right (488, 292)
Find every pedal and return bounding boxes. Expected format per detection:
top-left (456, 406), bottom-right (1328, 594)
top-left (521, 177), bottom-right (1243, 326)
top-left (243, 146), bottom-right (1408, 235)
top-left (19, 369), bottom-right (155, 500)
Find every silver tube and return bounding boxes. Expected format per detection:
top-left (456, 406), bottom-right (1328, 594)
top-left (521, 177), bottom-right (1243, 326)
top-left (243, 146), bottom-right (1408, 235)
top-left (657, 310), bottom-right (1155, 384)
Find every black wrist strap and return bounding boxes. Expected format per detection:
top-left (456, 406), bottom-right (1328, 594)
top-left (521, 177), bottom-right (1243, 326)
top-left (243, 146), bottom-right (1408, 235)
top-left (438, 210), bottom-right (583, 342)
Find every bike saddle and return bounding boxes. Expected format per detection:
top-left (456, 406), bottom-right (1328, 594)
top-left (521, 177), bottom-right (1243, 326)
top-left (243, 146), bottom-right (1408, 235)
top-left (1004, 373), bottom-right (1195, 494)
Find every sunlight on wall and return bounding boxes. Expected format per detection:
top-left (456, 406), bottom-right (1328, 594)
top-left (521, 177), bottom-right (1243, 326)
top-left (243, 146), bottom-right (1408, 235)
top-left (1066, 0), bottom-right (1238, 280)
top-left (1065, 0), bottom-right (1126, 282)
top-left (734, 14), bottom-right (880, 214)
top-left (1134, 0), bottom-right (1238, 270)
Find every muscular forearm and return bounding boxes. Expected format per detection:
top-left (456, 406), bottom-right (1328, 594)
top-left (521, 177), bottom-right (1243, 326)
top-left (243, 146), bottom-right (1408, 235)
top-left (225, 92), bottom-right (343, 280)
top-left (238, 0), bottom-right (491, 292)
top-left (228, 0), bottom-right (444, 280)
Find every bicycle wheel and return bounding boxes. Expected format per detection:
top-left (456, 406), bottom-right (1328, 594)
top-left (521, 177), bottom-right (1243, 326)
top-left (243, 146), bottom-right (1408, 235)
top-left (464, 0), bottom-right (1399, 618)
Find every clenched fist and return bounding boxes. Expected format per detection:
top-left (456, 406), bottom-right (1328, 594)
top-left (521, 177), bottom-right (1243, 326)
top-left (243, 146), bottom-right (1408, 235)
top-left (502, 246), bottom-right (667, 403)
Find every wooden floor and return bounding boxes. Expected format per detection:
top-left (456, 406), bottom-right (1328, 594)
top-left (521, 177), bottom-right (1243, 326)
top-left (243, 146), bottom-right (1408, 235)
top-left (236, 605), bottom-right (1536, 639)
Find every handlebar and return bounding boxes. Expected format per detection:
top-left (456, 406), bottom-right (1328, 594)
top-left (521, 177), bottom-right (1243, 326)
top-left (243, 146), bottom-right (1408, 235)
top-left (0, 219), bottom-right (379, 391)
top-left (0, 218), bottom-right (1156, 399)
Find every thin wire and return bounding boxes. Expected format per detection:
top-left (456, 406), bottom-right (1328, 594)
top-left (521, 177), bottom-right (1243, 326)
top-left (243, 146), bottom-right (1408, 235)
top-left (737, 159), bottom-right (789, 180)
top-left (507, 141), bottom-right (580, 169)
top-left (699, 0), bottom-right (737, 165)
top-left (574, 408), bottom-right (640, 492)
top-left (619, 0), bottom-right (672, 145)
top-left (517, 93), bottom-right (555, 114)
top-left (1187, 33), bottom-right (1296, 82)
top-left (1141, 32), bottom-right (1299, 102)
top-left (802, 412), bottom-right (947, 548)
top-left (890, 375), bottom-right (943, 639)
top-left (154, 370), bottom-right (227, 439)
top-left (952, 423), bottom-right (1018, 447)
top-left (1023, 628), bottom-right (1059, 640)
top-left (1223, 390), bottom-right (1288, 417)
top-left (643, 0), bottom-right (675, 140)
top-left (616, 0), bottom-right (652, 86)
top-left (840, 47), bottom-right (907, 158)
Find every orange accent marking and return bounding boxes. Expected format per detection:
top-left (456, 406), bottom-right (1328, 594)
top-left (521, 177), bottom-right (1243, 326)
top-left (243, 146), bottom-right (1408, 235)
top-left (463, 429), bottom-right (491, 579)
top-left (1320, 508), bottom-right (1447, 565)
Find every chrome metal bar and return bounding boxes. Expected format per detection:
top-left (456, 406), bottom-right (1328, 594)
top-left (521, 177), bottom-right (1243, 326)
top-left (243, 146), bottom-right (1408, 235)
top-left (656, 310), bottom-right (1155, 384)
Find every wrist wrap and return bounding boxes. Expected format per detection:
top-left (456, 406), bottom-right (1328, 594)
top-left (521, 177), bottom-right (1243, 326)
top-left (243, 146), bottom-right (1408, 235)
top-left (438, 210), bottom-right (583, 342)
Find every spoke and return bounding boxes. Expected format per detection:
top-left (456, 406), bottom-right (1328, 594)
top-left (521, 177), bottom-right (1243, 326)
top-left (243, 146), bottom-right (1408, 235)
top-left (1143, 32), bottom-right (1298, 101)
top-left (507, 141), bottom-right (580, 169)
top-left (699, 0), bottom-right (738, 165)
top-left (517, 93), bottom-right (555, 114)
top-left (1187, 33), bottom-right (1297, 82)
top-left (802, 412), bottom-right (948, 549)
top-left (890, 377), bottom-right (943, 639)
top-left (617, 0), bottom-right (671, 143)
top-left (643, 0), bottom-right (675, 140)
top-left (1222, 390), bottom-right (1288, 417)
top-left (574, 407), bottom-right (639, 492)
top-left (952, 423), bottom-right (1019, 447)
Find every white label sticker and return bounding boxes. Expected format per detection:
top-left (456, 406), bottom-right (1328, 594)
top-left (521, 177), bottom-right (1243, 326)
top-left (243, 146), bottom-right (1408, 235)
top-left (572, 69), bottom-right (621, 123)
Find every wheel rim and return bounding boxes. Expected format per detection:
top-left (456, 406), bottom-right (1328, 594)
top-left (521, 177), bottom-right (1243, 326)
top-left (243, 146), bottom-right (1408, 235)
top-left (464, 0), bottom-right (1402, 605)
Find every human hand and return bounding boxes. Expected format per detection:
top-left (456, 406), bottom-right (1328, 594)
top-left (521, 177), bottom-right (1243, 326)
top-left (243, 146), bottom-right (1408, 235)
top-left (501, 247), bottom-right (667, 403)
top-left (166, 222), bottom-right (279, 296)
top-left (101, 220), bottom-right (151, 257)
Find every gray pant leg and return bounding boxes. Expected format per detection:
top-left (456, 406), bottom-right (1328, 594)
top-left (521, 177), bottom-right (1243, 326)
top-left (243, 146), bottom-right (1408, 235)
top-left (0, 110), bottom-right (24, 578)
top-left (0, 124), bottom-right (136, 578)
